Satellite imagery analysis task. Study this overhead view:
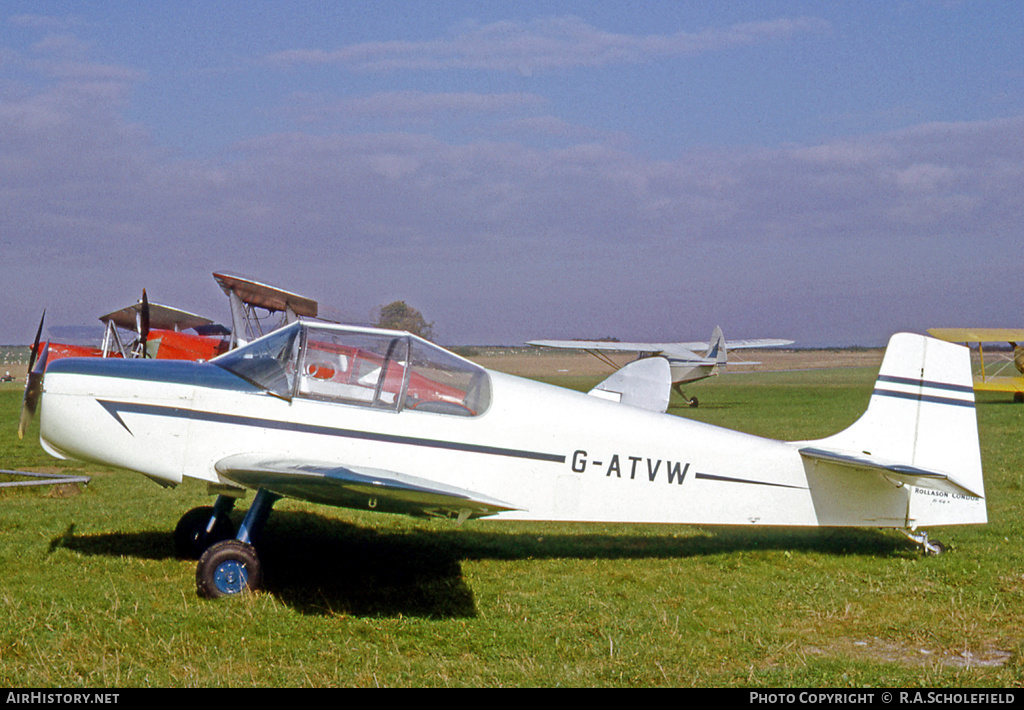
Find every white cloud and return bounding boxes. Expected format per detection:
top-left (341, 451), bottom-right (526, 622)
top-left (284, 90), bottom-right (547, 126)
top-left (264, 15), bottom-right (831, 73)
top-left (2, 20), bottom-right (1020, 345)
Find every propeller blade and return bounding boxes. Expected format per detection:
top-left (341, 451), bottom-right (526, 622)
top-left (26, 310), bottom-right (45, 373)
top-left (131, 289), bottom-right (151, 358)
top-left (138, 289), bottom-right (150, 357)
top-left (18, 312), bottom-right (48, 439)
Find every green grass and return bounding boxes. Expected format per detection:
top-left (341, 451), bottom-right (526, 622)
top-left (1, 370), bottom-right (1022, 687)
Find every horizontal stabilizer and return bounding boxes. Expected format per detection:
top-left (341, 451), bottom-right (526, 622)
top-left (799, 446), bottom-right (983, 499)
top-left (588, 357), bottom-right (671, 412)
top-left (216, 453), bottom-right (519, 520)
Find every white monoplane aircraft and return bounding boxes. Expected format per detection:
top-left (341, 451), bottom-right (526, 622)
top-left (27, 321), bottom-right (984, 598)
top-left (528, 327), bottom-right (793, 407)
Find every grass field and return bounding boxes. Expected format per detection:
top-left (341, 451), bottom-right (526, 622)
top-left (1, 360), bottom-right (1022, 688)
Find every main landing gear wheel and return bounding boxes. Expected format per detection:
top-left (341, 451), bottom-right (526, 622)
top-left (674, 385), bottom-right (699, 408)
top-left (196, 539), bottom-right (263, 599)
top-left (174, 506), bottom-right (236, 559)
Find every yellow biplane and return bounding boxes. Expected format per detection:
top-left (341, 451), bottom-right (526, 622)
top-left (928, 328), bottom-right (1024, 402)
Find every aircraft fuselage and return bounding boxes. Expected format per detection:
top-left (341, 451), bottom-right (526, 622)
top-left (38, 332), bottom-right (983, 531)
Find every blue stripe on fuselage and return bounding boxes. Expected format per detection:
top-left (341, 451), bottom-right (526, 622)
top-left (98, 399), bottom-right (567, 464)
top-left (52, 357), bottom-right (568, 464)
top-left (45, 357), bottom-right (263, 393)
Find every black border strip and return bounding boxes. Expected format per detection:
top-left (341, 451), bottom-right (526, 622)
top-left (872, 388), bottom-right (975, 408)
top-left (98, 400), bottom-right (566, 464)
top-left (876, 374), bottom-right (974, 394)
top-left (694, 472), bottom-right (805, 490)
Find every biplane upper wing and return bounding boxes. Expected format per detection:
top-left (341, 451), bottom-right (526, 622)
top-left (928, 328), bottom-right (1024, 344)
top-left (100, 302), bottom-right (216, 333)
top-left (213, 272), bottom-right (318, 318)
top-left (215, 453), bottom-right (520, 520)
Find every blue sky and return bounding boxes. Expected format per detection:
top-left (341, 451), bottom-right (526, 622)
top-left (2, 2), bottom-right (1022, 346)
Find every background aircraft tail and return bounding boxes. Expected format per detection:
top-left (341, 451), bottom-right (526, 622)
top-left (799, 333), bottom-right (985, 524)
top-left (704, 326), bottom-right (727, 365)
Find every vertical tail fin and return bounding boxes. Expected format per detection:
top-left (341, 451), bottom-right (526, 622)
top-left (704, 326), bottom-right (727, 365)
top-left (588, 356), bottom-right (672, 412)
top-left (800, 333), bottom-right (985, 523)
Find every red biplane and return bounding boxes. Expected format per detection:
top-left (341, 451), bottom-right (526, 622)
top-left (18, 273), bottom-right (319, 438)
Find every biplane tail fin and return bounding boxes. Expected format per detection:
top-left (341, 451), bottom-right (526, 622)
top-left (799, 333), bottom-right (985, 519)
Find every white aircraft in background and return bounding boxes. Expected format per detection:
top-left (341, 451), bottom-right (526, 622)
top-left (528, 326), bottom-right (793, 407)
top-left (25, 322), bottom-right (983, 599)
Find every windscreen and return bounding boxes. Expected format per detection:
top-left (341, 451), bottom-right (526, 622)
top-left (215, 322), bottom-right (491, 415)
top-left (214, 323), bottom-right (300, 399)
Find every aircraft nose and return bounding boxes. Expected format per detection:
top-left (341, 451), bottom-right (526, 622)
top-left (37, 357), bottom-right (196, 485)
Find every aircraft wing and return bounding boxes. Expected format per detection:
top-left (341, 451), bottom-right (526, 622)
top-left (970, 376), bottom-right (1024, 393)
top-left (528, 338), bottom-right (792, 354)
top-left (723, 338), bottom-right (793, 350)
top-left (215, 454), bottom-right (520, 521)
top-left (528, 339), bottom-right (679, 354)
top-left (213, 272), bottom-right (318, 317)
top-left (799, 446), bottom-right (983, 499)
top-left (100, 302), bottom-right (216, 332)
top-left (928, 328), bottom-right (1024, 344)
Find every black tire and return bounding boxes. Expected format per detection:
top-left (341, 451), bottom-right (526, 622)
top-left (174, 506), bottom-right (236, 559)
top-left (689, 397), bottom-right (699, 408)
top-left (196, 539), bottom-right (262, 599)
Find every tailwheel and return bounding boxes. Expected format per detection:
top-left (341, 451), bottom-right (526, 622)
top-left (903, 529), bottom-right (946, 556)
top-left (196, 539), bottom-right (262, 599)
top-left (174, 505), bottom-right (236, 559)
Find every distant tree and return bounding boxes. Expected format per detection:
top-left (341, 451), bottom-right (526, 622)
top-left (375, 301), bottom-right (435, 341)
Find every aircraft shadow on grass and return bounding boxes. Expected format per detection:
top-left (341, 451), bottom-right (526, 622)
top-left (50, 511), bottom-right (909, 619)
